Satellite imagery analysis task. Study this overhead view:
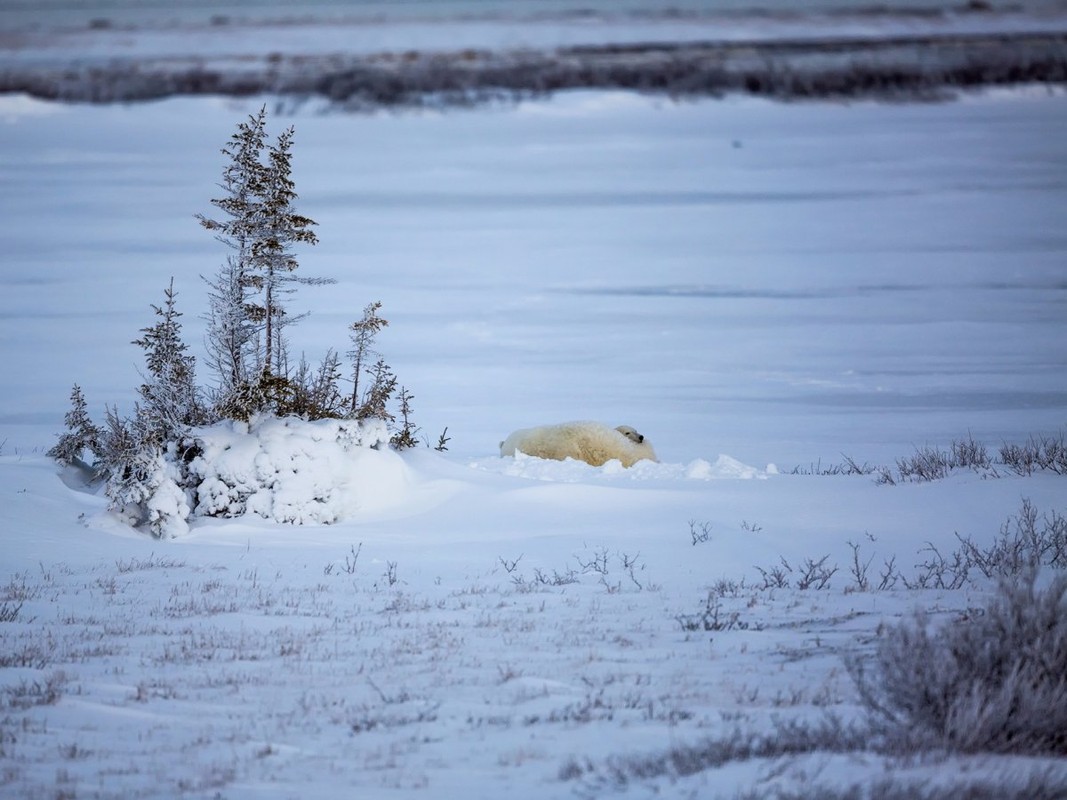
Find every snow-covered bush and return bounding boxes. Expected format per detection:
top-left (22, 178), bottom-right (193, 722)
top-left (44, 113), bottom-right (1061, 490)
top-left (848, 571), bottom-right (1067, 756)
top-left (93, 416), bottom-right (403, 536)
top-left (186, 415), bottom-right (396, 526)
top-left (103, 438), bottom-right (191, 539)
top-left (136, 447), bottom-right (193, 540)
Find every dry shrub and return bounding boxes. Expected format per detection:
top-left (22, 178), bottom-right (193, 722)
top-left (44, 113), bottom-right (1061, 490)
top-left (849, 571), bottom-right (1067, 756)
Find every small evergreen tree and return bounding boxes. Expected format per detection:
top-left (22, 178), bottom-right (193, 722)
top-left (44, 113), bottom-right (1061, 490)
top-left (47, 384), bottom-right (102, 468)
top-left (356, 358), bottom-right (397, 424)
top-left (246, 125), bottom-right (331, 378)
top-left (434, 427), bottom-right (451, 452)
top-left (348, 301), bottom-right (388, 414)
top-left (197, 106), bottom-right (268, 399)
top-left (390, 386), bottom-right (419, 450)
top-left (131, 279), bottom-right (201, 445)
top-left (96, 405), bottom-right (141, 488)
top-left (202, 254), bottom-right (255, 403)
top-left (288, 350), bottom-right (345, 420)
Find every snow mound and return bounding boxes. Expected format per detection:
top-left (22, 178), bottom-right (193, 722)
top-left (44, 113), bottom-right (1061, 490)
top-left (187, 416), bottom-right (408, 527)
top-left (97, 417), bottom-right (774, 538)
top-left (471, 452), bottom-right (773, 482)
top-left (101, 416), bottom-right (419, 537)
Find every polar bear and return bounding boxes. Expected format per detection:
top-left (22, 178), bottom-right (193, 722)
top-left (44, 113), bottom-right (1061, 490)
top-left (499, 421), bottom-right (658, 468)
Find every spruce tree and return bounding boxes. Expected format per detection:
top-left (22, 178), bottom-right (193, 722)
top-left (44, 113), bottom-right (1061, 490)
top-left (97, 405), bottom-right (141, 491)
top-left (131, 279), bottom-right (200, 445)
top-left (47, 384), bottom-right (102, 468)
top-left (348, 301), bottom-right (389, 414)
top-left (356, 358), bottom-right (397, 424)
top-left (200, 110), bottom-right (333, 417)
top-left (288, 350), bottom-right (345, 419)
top-left (197, 106), bottom-right (268, 398)
top-left (203, 254), bottom-right (254, 403)
top-left (390, 386), bottom-right (419, 450)
top-left (247, 125), bottom-right (330, 378)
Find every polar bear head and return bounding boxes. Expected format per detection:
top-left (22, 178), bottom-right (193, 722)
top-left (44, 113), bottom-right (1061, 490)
top-left (615, 425), bottom-right (646, 445)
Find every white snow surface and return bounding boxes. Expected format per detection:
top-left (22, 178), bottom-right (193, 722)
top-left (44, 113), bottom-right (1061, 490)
top-left (0, 83), bottom-right (1066, 797)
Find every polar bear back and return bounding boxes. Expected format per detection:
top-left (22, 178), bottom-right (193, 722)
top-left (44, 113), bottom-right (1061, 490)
top-left (500, 421), bottom-right (657, 468)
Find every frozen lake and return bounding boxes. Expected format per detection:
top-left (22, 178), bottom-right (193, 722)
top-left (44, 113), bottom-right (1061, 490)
top-left (1, 90), bottom-right (1064, 467)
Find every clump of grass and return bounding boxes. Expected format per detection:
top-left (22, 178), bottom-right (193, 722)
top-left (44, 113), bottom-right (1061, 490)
top-left (115, 553), bottom-right (187, 573)
top-left (3, 671), bottom-right (69, 710)
top-left (674, 588), bottom-right (757, 633)
top-left (951, 433), bottom-right (994, 470)
top-left (0, 601), bottom-right (23, 623)
top-left (0, 641), bottom-right (55, 669)
top-left (689, 519), bottom-right (712, 546)
top-left (679, 501), bottom-right (1064, 611)
top-left (790, 455), bottom-right (877, 476)
top-left (503, 548), bottom-right (653, 594)
top-left (560, 714), bottom-right (868, 785)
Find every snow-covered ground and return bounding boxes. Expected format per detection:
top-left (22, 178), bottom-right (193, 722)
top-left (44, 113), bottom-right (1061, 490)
top-left (1, 80), bottom-right (1066, 796)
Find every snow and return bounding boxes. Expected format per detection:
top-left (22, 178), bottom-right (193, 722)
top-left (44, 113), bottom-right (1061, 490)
top-left (185, 416), bottom-right (398, 526)
top-left (1, 47), bottom-right (1066, 800)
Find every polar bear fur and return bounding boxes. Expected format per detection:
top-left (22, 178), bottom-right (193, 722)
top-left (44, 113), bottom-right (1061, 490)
top-left (499, 421), bottom-right (658, 468)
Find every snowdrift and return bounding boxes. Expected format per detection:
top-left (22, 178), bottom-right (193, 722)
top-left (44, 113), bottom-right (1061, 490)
top-left (187, 416), bottom-right (407, 524)
top-left (472, 451), bottom-right (774, 483)
top-left (97, 415), bottom-right (774, 538)
top-left (115, 416), bottom-right (407, 536)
